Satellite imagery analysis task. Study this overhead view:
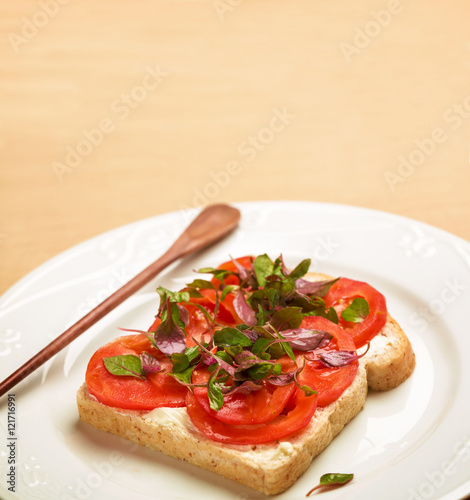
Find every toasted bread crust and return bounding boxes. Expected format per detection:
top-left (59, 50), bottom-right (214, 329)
top-left (365, 314), bottom-right (416, 390)
top-left (77, 364), bottom-right (367, 495)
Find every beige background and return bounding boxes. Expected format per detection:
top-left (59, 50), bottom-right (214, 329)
top-left (1, 0), bottom-right (470, 296)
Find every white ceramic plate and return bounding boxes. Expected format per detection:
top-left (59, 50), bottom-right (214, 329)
top-left (1, 201), bottom-right (470, 500)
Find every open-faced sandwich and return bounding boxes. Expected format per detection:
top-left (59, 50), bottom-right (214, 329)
top-left (77, 254), bottom-right (415, 494)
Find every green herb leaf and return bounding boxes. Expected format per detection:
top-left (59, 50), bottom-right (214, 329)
top-left (156, 286), bottom-right (190, 306)
top-left (341, 298), bottom-right (369, 323)
top-left (270, 307), bottom-right (303, 331)
top-left (233, 350), bottom-right (275, 381)
top-left (306, 473), bottom-right (354, 496)
top-left (265, 288), bottom-right (279, 312)
top-left (264, 277), bottom-right (296, 301)
top-left (186, 279), bottom-right (215, 290)
top-left (252, 327), bottom-right (285, 359)
top-left (279, 336), bottom-right (296, 362)
top-left (220, 284), bottom-right (237, 301)
top-left (224, 345), bottom-right (243, 358)
top-left (169, 365), bottom-right (196, 385)
top-left (185, 345), bottom-right (200, 363)
top-left (216, 350), bottom-right (235, 365)
top-left (248, 289), bottom-right (264, 312)
top-left (251, 337), bottom-right (271, 355)
top-left (197, 267), bottom-right (234, 283)
top-left (255, 303), bottom-right (268, 327)
top-left (236, 323), bottom-right (250, 331)
top-left (271, 363), bottom-right (282, 376)
top-left (186, 287), bottom-right (203, 298)
top-left (288, 258), bottom-right (311, 281)
top-left (272, 256), bottom-right (286, 278)
top-left (191, 302), bottom-right (215, 326)
top-left (325, 306), bottom-right (339, 324)
top-left (208, 372), bottom-right (225, 411)
top-left (103, 354), bottom-right (145, 380)
top-left (247, 363), bottom-right (273, 380)
top-left (302, 301), bottom-right (339, 324)
top-left (253, 254), bottom-right (274, 287)
top-left (171, 346), bottom-right (200, 372)
top-left (171, 352), bottom-right (190, 372)
top-left (214, 327), bottom-right (253, 347)
top-left (299, 385), bottom-right (317, 397)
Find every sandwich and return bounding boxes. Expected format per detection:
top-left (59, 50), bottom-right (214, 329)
top-left (77, 254), bottom-right (415, 494)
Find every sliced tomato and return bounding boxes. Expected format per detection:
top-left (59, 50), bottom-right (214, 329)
top-left (211, 255), bottom-right (254, 287)
top-left (186, 385), bottom-right (317, 445)
top-left (85, 334), bottom-right (187, 410)
top-left (323, 277), bottom-right (387, 348)
top-left (186, 288), bottom-right (239, 326)
top-left (191, 355), bottom-right (297, 425)
top-left (298, 316), bottom-right (358, 408)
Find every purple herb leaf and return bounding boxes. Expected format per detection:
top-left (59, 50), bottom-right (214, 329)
top-left (295, 277), bottom-right (339, 297)
top-left (241, 328), bottom-right (259, 343)
top-left (177, 304), bottom-right (190, 327)
top-left (232, 350), bottom-right (276, 381)
top-left (154, 299), bottom-right (187, 356)
top-left (192, 338), bottom-right (236, 376)
top-left (230, 256), bottom-right (251, 281)
top-left (281, 329), bottom-right (333, 351)
top-left (318, 343), bottom-right (370, 368)
top-left (268, 371), bottom-right (296, 386)
top-left (269, 360), bottom-right (316, 397)
top-left (233, 290), bottom-right (256, 326)
top-left (224, 380), bottom-right (262, 395)
top-left (202, 352), bottom-right (217, 366)
top-left (140, 352), bottom-right (162, 374)
top-left (234, 350), bottom-right (272, 371)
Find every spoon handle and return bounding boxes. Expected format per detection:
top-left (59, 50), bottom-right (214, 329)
top-left (0, 204), bottom-right (240, 397)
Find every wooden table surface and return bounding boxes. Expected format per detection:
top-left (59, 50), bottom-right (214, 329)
top-left (1, 0), bottom-right (470, 296)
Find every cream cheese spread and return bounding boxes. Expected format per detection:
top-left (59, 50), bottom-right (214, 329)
top-left (143, 406), bottom-right (296, 459)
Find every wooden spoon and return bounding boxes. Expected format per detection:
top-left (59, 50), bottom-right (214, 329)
top-left (0, 203), bottom-right (241, 397)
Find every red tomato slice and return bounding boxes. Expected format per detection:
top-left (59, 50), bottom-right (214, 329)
top-left (186, 288), bottom-right (239, 326)
top-left (299, 316), bottom-right (358, 408)
top-left (85, 334), bottom-right (187, 410)
top-left (186, 386), bottom-right (317, 445)
top-left (211, 255), bottom-right (254, 287)
top-left (323, 277), bottom-right (387, 348)
top-left (191, 356), bottom-right (297, 425)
